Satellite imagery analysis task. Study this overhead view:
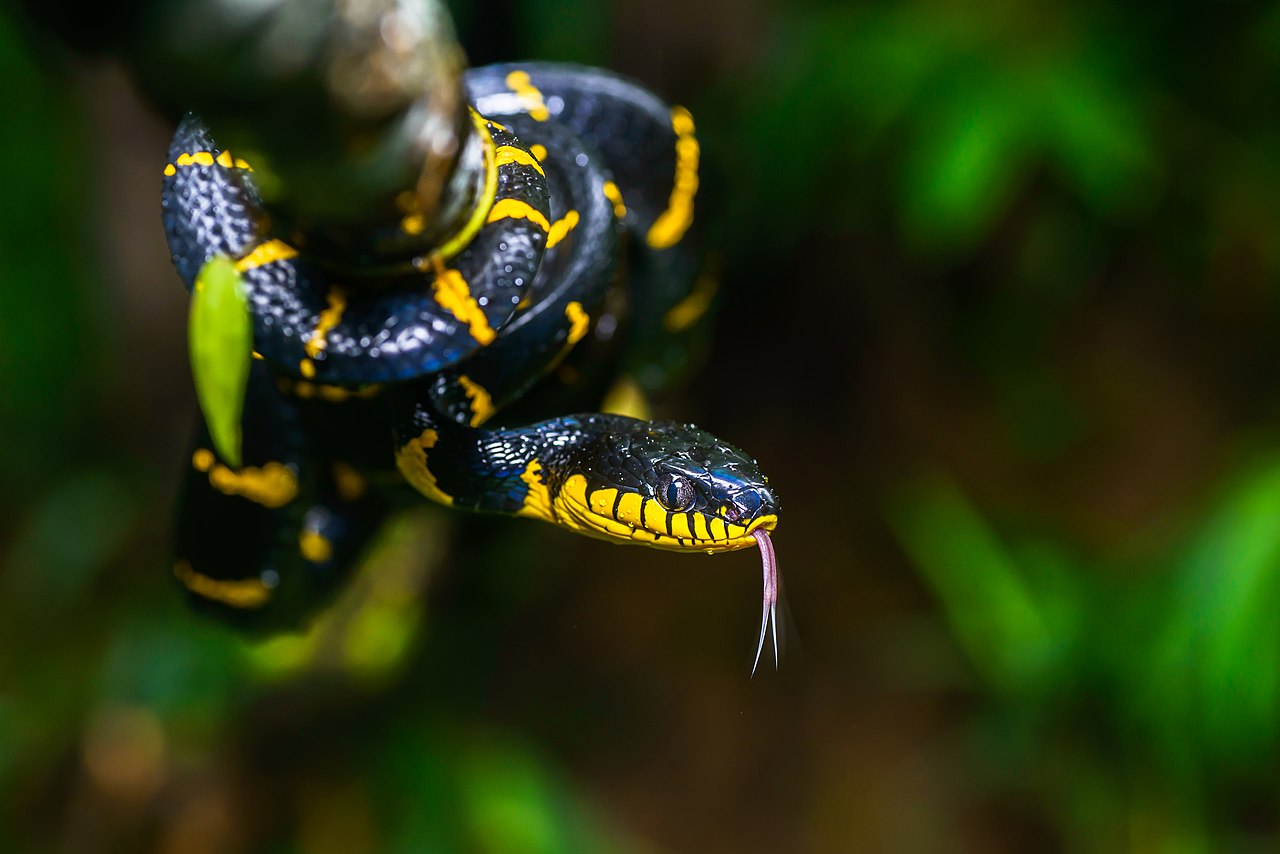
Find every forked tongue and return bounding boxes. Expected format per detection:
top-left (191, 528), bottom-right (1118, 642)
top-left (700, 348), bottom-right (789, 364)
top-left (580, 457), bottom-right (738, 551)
top-left (751, 528), bottom-right (778, 676)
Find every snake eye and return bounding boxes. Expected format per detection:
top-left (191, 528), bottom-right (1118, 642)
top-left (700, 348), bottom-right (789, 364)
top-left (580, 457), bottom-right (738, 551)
top-left (655, 473), bottom-right (695, 511)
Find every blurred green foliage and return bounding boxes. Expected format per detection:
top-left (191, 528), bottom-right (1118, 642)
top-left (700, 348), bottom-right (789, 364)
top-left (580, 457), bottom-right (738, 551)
top-left (6, 0), bottom-right (1280, 850)
top-left (892, 462), bottom-right (1280, 850)
top-left (725, 3), bottom-right (1160, 256)
top-left (0, 6), bottom-right (97, 487)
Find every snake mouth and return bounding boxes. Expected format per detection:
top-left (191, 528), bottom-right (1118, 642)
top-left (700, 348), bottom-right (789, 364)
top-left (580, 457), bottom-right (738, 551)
top-left (611, 512), bottom-right (778, 552)
top-left (709, 512), bottom-right (778, 550)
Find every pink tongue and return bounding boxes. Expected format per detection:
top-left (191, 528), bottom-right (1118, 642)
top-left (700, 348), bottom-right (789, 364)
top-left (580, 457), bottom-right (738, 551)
top-left (751, 528), bottom-right (778, 676)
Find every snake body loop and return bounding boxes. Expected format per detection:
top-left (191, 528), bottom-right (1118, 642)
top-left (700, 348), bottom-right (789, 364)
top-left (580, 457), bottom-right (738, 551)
top-left (163, 110), bottom-right (549, 383)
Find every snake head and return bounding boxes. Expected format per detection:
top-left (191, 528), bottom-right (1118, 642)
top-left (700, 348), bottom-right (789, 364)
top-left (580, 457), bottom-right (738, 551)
top-left (548, 416), bottom-right (778, 552)
top-left (641, 423), bottom-right (779, 548)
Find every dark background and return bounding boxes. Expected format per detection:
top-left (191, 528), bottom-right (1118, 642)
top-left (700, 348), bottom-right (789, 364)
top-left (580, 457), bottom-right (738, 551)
top-left (5, 0), bottom-right (1280, 851)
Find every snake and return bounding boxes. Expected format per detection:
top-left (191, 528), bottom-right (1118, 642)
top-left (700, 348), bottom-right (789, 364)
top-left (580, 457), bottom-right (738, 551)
top-left (163, 63), bottom-right (781, 670)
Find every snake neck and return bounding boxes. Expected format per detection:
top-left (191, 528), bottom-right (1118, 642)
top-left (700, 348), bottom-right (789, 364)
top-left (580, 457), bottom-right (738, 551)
top-left (394, 405), bottom-right (567, 519)
top-left (394, 408), bottom-right (649, 523)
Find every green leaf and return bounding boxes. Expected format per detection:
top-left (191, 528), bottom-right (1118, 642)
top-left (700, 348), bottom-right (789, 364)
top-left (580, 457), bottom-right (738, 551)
top-left (889, 474), bottom-right (1057, 696)
top-left (189, 255), bottom-right (251, 468)
top-left (897, 64), bottom-right (1032, 254)
top-left (1036, 50), bottom-right (1159, 219)
top-left (1146, 456), bottom-right (1280, 771)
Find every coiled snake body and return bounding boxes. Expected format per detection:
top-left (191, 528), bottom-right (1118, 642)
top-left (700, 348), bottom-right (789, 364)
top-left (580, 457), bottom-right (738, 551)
top-left (164, 63), bottom-right (781, 669)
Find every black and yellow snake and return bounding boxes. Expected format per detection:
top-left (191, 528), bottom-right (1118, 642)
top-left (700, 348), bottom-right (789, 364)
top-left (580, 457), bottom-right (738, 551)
top-left (164, 61), bottom-right (781, 670)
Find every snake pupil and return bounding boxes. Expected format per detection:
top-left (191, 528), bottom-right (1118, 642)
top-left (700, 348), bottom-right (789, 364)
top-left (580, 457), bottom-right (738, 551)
top-left (656, 473), bottom-right (694, 511)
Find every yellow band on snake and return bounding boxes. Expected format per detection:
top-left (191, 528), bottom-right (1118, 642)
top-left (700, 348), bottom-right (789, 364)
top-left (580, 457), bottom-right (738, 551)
top-left (432, 108), bottom-right (501, 262)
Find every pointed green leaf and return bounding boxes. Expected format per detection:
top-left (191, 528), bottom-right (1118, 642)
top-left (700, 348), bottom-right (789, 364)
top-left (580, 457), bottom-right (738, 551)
top-left (1147, 457), bottom-right (1280, 769)
top-left (897, 66), bottom-right (1032, 254)
top-left (888, 474), bottom-right (1057, 695)
top-left (189, 255), bottom-right (251, 468)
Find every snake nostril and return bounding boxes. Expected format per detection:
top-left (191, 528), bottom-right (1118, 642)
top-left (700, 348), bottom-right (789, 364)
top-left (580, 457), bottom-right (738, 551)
top-left (736, 491), bottom-right (762, 519)
top-left (759, 488), bottom-right (778, 513)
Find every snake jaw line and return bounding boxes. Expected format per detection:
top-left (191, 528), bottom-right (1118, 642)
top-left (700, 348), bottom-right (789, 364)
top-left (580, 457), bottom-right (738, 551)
top-left (751, 528), bottom-right (779, 676)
